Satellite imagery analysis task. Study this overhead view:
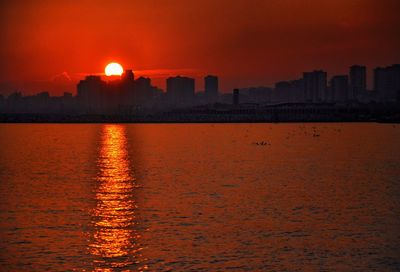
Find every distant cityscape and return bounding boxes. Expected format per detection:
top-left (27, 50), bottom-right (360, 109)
top-left (1, 64), bottom-right (399, 122)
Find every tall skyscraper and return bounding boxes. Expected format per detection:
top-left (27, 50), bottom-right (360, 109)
top-left (121, 69), bottom-right (135, 102)
top-left (374, 64), bottom-right (400, 102)
top-left (330, 75), bottom-right (349, 103)
top-left (77, 75), bottom-right (107, 110)
top-left (166, 76), bottom-right (195, 105)
top-left (121, 69), bottom-right (135, 81)
top-left (303, 70), bottom-right (327, 103)
top-left (204, 75), bottom-right (218, 101)
top-left (133, 77), bottom-right (152, 103)
top-left (349, 65), bottom-right (366, 100)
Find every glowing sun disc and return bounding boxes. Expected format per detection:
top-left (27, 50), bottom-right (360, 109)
top-left (105, 62), bottom-right (123, 76)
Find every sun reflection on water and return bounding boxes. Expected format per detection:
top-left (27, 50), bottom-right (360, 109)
top-left (90, 124), bottom-right (145, 271)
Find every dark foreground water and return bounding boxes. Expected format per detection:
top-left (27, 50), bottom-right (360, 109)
top-left (0, 123), bottom-right (399, 271)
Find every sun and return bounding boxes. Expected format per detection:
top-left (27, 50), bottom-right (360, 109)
top-left (105, 62), bottom-right (123, 76)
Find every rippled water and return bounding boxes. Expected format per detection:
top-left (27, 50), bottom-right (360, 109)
top-left (0, 123), bottom-right (399, 271)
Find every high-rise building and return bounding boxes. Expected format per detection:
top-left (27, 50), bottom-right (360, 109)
top-left (133, 77), bottom-right (152, 103)
top-left (303, 70), bottom-right (327, 102)
top-left (330, 75), bottom-right (349, 103)
top-left (374, 64), bottom-right (400, 102)
top-left (166, 76), bottom-right (195, 105)
top-left (121, 69), bottom-right (134, 81)
top-left (349, 65), bottom-right (366, 100)
top-left (77, 76), bottom-right (105, 97)
top-left (77, 76), bottom-right (107, 110)
top-left (204, 75), bottom-right (218, 101)
top-left (120, 70), bottom-right (135, 102)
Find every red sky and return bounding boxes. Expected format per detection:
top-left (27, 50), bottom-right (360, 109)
top-left (0, 0), bottom-right (399, 95)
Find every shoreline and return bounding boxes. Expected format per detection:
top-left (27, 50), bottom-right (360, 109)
top-left (1, 115), bottom-right (399, 124)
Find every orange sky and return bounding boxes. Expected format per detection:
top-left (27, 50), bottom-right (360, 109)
top-left (0, 0), bottom-right (399, 95)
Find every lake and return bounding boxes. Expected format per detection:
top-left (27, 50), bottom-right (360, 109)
top-left (0, 123), bottom-right (399, 271)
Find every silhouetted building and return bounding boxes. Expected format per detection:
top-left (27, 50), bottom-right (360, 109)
top-left (204, 75), bottom-right (218, 102)
top-left (374, 64), bottom-right (400, 102)
top-left (303, 70), bottom-right (327, 103)
top-left (77, 75), bottom-right (107, 111)
top-left (133, 76), bottom-right (153, 103)
top-left (75, 69), bottom-right (162, 112)
top-left (166, 76), bottom-right (195, 105)
top-left (122, 69), bottom-right (135, 81)
top-left (330, 75), bottom-right (349, 103)
top-left (113, 70), bottom-right (134, 106)
top-left (233, 89), bottom-right (239, 105)
top-left (349, 65), bottom-right (366, 100)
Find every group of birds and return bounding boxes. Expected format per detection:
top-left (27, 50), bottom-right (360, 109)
top-left (251, 125), bottom-right (346, 146)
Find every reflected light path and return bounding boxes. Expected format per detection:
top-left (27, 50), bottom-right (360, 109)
top-left (90, 125), bottom-right (145, 271)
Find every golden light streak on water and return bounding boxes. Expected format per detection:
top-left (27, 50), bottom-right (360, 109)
top-left (90, 125), bottom-right (145, 271)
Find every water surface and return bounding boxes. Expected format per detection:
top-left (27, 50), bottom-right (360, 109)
top-left (0, 123), bottom-right (399, 271)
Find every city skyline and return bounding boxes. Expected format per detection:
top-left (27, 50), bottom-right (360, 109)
top-left (2, 62), bottom-right (398, 97)
top-left (2, 62), bottom-right (399, 123)
top-left (1, 0), bottom-right (399, 95)
top-left (1, 63), bottom-right (397, 97)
